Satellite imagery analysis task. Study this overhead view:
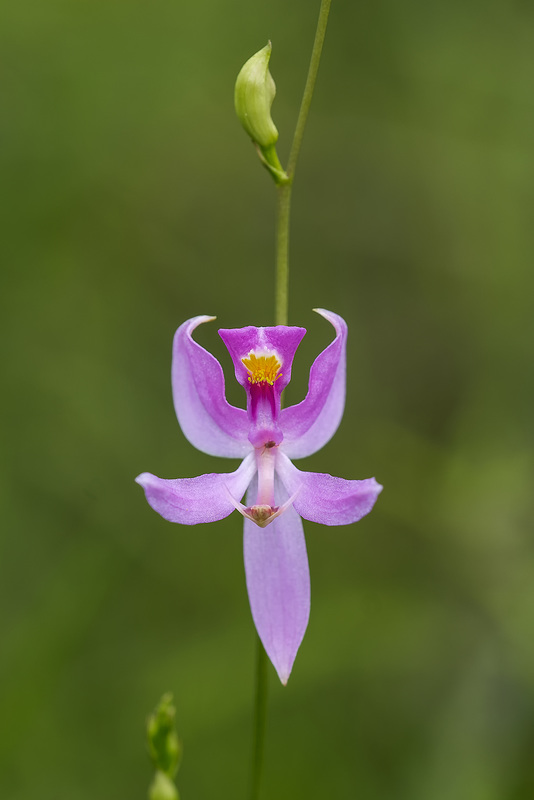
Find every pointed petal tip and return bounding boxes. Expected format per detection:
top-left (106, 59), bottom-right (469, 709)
top-left (312, 307), bottom-right (345, 324)
top-left (364, 477), bottom-right (384, 516)
top-left (180, 314), bottom-right (217, 334)
top-left (312, 308), bottom-right (347, 334)
top-left (372, 477), bottom-right (384, 495)
top-left (135, 472), bottom-right (150, 487)
top-left (273, 658), bottom-right (293, 686)
top-left (195, 314), bottom-right (216, 323)
top-left (312, 307), bottom-right (329, 321)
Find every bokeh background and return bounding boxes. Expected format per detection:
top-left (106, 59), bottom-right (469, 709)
top-left (2, 0), bottom-right (533, 797)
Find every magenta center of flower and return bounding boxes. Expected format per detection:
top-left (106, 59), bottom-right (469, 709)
top-left (241, 349), bottom-right (284, 449)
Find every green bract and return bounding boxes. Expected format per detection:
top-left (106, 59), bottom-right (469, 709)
top-left (234, 42), bottom-right (279, 149)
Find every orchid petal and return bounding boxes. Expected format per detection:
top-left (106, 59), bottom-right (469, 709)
top-left (244, 476), bottom-right (310, 684)
top-left (172, 316), bottom-right (251, 458)
top-left (277, 451), bottom-right (382, 526)
top-left (136, 453), bottom-right (256, 525)
top-left (280, 309), bottom-right (347, 459)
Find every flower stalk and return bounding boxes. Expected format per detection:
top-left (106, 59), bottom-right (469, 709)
top-left (250, 638), bottom-right (269, 800)
top-left (276, 0), bottom-right (333, 326)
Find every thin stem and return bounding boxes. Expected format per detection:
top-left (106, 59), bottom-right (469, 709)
top-left (275, 0), bottom-right (332, 326)
top-left (275, 183), bottom-right (291, 326)
top-left (249, 636), bottom-right (269, 800)
top-left (287, 0), bottom-right (332, 179)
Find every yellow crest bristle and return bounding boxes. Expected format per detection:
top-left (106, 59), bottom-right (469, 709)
top-left (241, 352), bottom-right (282, 385)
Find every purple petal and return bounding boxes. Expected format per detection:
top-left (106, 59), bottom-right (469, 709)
top-left (244, 476), bottom-right (310, 684)
top-left (276, 451), bottom-right (383, 526)
top-left (280, 309), bottom-right (347, 459)
top-left (136, 453), bottom-right (256, 525)
top-left (172, 316), bottom-right (251, 458)
top-left (219, 325), bottom-right (306, 394)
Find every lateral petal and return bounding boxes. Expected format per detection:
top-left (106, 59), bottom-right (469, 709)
top-left (280, 309), bottom-right (347, 459)
top-left (135, 453), bottom-right (256, 525)
top-left (277, 451), bottom-right (383, 526)
top-left (244, 476), bottom-right (310, 685)
top-left (172, 316), bottom-right (251, 458)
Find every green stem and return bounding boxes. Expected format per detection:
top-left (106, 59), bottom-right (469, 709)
top-left (287, 0), bottom-right (332, 179)
top-left (275, 183), bottom-right (291, 326)
top-left (275, 0), bottom-right (332, 326)
top-left (250, 636), bottom-right (269, 800)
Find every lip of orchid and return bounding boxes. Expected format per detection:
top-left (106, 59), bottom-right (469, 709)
top-left (136, 309), bottom-right (383, 684)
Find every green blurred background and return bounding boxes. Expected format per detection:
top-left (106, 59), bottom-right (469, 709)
top-left (2, 0), bottom-right (533, 797)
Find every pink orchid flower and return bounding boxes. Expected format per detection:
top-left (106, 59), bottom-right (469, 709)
top-left (136, 309), bottom-right (382, 684)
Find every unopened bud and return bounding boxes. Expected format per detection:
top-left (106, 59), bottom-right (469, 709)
top-left (235, 42), bottom-right (279, 149)
top-left (149, 771), bottom-right (179, 800)
top-left (235, 43), bottom-right (289, 184)
top-left (147, 693), bottom-right (181, 779)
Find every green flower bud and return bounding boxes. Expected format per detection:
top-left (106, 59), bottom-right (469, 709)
top-left (147, 693), bottom-right (181, 779)
top-left (149, 770), bottom-right (179, 800)
top-left (235, 42), bottom-right (279, 149)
